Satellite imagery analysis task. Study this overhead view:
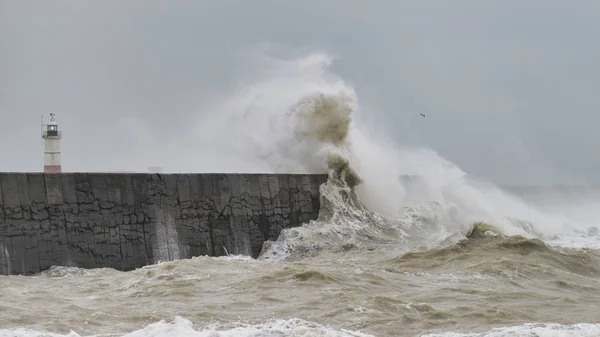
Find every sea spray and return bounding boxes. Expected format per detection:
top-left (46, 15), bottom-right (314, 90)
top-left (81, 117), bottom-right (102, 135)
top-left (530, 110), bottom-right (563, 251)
top-left (186, 51), bottom-right (600, 259)
top-left (257, 89), bottom-right (410, 261)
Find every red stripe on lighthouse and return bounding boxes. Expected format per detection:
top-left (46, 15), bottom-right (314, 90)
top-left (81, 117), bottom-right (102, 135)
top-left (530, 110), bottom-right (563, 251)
top-left (44, 165), bottom-right (62, 173)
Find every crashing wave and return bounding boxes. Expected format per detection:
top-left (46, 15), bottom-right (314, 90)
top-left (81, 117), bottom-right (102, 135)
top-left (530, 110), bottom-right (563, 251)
top-left (190, 52), bottom-right (600, 261)
top-left (257, 89), bottom-right (408, 261)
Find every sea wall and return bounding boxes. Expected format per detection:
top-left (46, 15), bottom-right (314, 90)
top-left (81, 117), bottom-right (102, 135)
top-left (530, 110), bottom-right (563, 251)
top-left (0, 173), bottom-right (328, 276)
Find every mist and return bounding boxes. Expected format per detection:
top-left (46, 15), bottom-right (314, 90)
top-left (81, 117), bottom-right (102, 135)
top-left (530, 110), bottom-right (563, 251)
top-left (1, 0), bottom-right (599, 186)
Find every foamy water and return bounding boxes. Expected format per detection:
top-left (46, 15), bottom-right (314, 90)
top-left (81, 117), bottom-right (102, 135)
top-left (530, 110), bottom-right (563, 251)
top-left (2, 52), bottom-right (600, 337)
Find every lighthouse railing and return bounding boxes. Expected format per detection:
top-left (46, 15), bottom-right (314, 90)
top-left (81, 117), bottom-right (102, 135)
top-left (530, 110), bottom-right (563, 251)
top-left (42, 131), bottom-right (62, 137)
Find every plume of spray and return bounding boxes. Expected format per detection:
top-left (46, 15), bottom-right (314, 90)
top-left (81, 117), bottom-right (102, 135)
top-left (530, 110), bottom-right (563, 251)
top-left (182, 51), bottom-right (599, 260)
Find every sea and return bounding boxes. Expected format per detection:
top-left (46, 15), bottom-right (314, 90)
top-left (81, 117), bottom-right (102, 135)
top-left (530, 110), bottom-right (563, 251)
top-left (1, 53), bottom-right (599, 337)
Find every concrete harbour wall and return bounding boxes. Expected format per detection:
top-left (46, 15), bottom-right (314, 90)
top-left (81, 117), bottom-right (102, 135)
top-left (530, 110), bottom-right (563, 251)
top-left (0, 173), bottom-right (328, 276)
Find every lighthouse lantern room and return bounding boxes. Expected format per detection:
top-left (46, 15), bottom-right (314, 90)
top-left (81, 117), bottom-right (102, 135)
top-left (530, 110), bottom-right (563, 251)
top-left (42, 112), bottom-right (62, 173)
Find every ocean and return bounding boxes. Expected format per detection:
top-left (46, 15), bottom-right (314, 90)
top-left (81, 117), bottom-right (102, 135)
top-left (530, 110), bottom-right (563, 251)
top-left (2, 53), bottom-right (599, 337)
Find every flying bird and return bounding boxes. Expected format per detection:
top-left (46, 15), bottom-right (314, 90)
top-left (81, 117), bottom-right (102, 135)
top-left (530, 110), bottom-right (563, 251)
top-left (420, 113), bottom-right (426, 118)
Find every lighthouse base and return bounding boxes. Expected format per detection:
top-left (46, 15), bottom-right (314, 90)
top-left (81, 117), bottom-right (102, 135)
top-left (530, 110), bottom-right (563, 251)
top-left (44, 165), bottom-right (62, 173)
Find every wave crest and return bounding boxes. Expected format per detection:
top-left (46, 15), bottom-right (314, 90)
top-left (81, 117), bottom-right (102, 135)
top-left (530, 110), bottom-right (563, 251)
top-left (193, 51), bottom-right (600, 260)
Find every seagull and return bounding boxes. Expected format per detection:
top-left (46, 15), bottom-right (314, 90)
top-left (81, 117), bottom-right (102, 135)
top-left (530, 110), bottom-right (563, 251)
top-left (420, 113), bottom-right (426, 118)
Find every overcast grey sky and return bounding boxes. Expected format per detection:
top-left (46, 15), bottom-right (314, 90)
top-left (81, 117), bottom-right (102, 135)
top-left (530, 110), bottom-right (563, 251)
top-left (1, 0), bottom-right (599, 185)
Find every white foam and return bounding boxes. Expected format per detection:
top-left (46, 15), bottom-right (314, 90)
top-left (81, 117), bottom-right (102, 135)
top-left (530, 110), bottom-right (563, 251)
top-left (125, 317), bottom-right (373, 337)
top-left (0, 329), bottom-right (82, 337)
top-left (423, 322), bottom-right (600, 337)
top-left (0, 317), bottom-right (374, 337)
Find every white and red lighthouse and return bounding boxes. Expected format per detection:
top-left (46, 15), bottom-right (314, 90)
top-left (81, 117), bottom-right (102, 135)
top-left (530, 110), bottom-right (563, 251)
top-left (42, 113), bottom-right (62, 173)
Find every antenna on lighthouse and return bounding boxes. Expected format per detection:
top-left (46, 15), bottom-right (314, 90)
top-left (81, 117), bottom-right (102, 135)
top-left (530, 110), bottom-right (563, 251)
top-left (41, 112), bottom-right (63, 173)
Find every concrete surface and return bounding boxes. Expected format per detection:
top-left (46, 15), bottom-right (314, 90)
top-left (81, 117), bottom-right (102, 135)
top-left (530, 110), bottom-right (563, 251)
top-left (0, 173), bottom-right (327, 275)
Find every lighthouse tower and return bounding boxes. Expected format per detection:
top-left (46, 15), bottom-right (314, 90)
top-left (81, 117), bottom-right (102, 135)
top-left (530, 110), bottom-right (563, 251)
top-left (42, 113), bottom-right (62, 173)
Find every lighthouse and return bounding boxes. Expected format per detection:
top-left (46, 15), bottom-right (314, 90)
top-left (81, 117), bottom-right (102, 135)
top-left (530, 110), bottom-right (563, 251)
top-left (42, 113), bottom-right (62, 173)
